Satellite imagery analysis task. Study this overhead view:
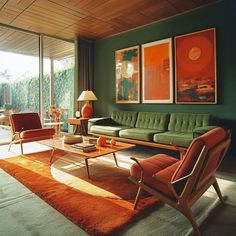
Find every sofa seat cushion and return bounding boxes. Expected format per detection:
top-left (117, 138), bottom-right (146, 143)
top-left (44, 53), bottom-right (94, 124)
top-left (90, 125), bottom-right (129, 137)
top-left (130, 154), bottom-right (180, 197)
top-left (20, 128), bottom-right (55, 139)
top-left (153, 132), bottom-right (193, 147)
top-left (119, 128), bottom-right (163, 141)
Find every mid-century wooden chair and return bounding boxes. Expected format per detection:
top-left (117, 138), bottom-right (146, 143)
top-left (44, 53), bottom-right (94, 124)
top-left (9, 112), bottom-right (55, 154)
top-left (129, 127), bottom-right (231, 235)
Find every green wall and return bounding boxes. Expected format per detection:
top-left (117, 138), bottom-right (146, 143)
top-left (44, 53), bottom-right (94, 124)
top-left (93, 0), bottom-right (236, 153)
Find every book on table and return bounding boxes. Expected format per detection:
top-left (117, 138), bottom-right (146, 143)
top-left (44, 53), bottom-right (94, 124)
top-left (71, 143), bottom-right (96, 152)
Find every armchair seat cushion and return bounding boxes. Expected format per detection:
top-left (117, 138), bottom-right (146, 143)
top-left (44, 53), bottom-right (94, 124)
top-left (90, 125), bottom-right (130, 137)
top-left (119, 128), bottom-right (163, 141)
top-left (153, 132), bottom-right (193, 147)
top-left (20, 128), bottom-right (55, 139)
top-left (130, 154), bottom-right (180, 197)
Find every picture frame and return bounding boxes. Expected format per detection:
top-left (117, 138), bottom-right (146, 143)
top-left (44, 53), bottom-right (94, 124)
top-left (175, 28), bottom-right (217, 104)
top-left (142, 38), bottom-right (173, 103)
top-left (115, 45), bottom-right (140, 103)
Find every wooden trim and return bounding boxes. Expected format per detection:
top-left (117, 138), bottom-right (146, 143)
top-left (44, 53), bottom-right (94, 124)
top-left (89, 132), bottom-right (187, 155)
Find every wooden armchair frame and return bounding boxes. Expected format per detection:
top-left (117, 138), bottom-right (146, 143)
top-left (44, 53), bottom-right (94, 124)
top-left (8, 112), bottom-right (55, 154)
top-left (129, 131), bottom-right (231, 236)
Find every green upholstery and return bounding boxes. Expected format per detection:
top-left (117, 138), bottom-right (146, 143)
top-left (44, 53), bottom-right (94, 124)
top-left (119, 112), bottom-right (169, 141)
top-left (168, 113), bottom-right (211, 132)
top-left (89, 111), bottom-right (218, 149)
top-left (111, 111), bottom-right (138, 127)
top-left (88, 117), bottom-right (112, 131)
top-left (89, 111), bottom-right (138, 137)
top-left (193, 125), bottom-right (218, 137)
top-left (154, 113), bottom-right (213, 147)
top-left (153, 132), bottom-right (193, 147)
top-left (90, 125), bottom-right (130, 137)
top-left (119, 128), bottom-right (163, 141)
top-left (135, 112), bottom-right (169, 131)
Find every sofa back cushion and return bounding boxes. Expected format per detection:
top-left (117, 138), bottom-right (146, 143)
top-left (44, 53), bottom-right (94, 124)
top-left (111, 111), bottom-right (138, 127)
top-left (135, 112), bottom-right (169, 131)
top-left (168, 113), bottom-right (211, 133)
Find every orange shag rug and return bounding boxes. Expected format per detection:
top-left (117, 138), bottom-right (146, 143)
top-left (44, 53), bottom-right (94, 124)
top-left (0, 151), bottom-right (160, 236)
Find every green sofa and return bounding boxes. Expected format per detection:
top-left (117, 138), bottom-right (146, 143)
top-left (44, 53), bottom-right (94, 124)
top-left (153, 113), bottom-right (216, 147)
top-left (89, 111), bottom-right (217, 149)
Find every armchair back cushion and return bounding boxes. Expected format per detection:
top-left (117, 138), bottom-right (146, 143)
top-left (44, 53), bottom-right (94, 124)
top-left (135, 112), bottom-right (169, 131)
top-left (111, 111), bottom-right (138, 127)
top-left (168, 113), bottom-right (211, 133)
top-left (172, 127), bottom-right (228, 182)
top-left (10, 112), bottom-right (42, 133)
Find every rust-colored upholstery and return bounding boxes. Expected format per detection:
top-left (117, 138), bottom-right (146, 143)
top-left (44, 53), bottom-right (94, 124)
top-left (129, 127), bottom-right (231, 235)
top-left (9, 112), bottom-right (55, 154)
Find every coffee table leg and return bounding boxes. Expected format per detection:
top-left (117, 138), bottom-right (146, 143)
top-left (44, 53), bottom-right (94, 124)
top-left (113, 153), bottom-right (118, 167)
top-left (85, 158), bottom-right (90, 179)
top-left (50, 148), bottom-right (56, 163)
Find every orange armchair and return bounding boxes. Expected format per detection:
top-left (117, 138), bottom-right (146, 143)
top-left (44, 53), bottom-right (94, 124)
top-left (129, 127), bottom-right (231, 235)
top-left (8, 112), bottom-right (55, 154)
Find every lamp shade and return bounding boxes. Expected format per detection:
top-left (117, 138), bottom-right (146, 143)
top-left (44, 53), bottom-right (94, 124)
top-left (77, 90), bottom-right (97, 101)
top-left (77, 90), bottom-right (97, 118)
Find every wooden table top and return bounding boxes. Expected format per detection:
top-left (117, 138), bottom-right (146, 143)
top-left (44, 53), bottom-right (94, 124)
top-left (67, 118), bottom-right (89, 125)
top-left (39, 138), bottom-right (135, 159)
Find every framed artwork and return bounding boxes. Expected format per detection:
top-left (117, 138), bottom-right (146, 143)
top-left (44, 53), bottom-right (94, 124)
top-left (115, 45), bottom-right (140, 103)
top-left (142, 38), bottom-right (173, 103)
top-left (175, 28), bottom-right (217, 104)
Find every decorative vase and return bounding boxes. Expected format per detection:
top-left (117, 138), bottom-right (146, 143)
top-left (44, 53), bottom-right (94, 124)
top-left (97, 136), bottom-right (106, 146)
top-left (110, 138), bottom-right (116, 146)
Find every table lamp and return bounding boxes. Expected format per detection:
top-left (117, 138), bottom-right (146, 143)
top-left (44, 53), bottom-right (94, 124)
top-left (77, 90), bottom-right (97, 118)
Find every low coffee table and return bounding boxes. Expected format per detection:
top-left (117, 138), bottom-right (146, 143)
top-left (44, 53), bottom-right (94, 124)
top-left (39, 138), bottom-right (135, 178)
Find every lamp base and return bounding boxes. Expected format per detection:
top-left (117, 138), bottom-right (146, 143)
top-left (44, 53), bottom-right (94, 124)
top-left (81, 102), bottom-right (93, 118)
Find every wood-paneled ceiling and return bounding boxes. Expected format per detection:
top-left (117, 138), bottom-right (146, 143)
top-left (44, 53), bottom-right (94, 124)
top-left (0, 0), bottom-right (219, 41)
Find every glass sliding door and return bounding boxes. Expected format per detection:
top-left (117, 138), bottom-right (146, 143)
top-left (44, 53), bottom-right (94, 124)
top-left (0, 26), bottom-right (39, 143)
top-left (0, 26), bottom-right (75, 144)
top-left (43, 36), bottom-right (75, 132)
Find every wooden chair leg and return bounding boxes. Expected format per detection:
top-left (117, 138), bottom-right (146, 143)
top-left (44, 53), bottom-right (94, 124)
top-left (182, 205), bottom-right (201, 236)
top-left (213, 180), bottom-right (224, 203)
top-left (133, 186), bottom-right (143, 210)
top-left (8, 142), bottom-right (13, 151)
top-left (20, 142), bottom-right (23, 155)
top-left (8, 136), bottom-right (15, 151)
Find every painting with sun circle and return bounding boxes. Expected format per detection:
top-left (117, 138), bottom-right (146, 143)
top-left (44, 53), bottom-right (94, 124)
top-left (175, 28), bottom-right (217, 104)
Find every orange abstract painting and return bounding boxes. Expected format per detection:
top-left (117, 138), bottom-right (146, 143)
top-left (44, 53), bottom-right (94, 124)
top-left (142, 38), bottom-right (173, 103)
top-left (175, 28), bottom-right (217, 104)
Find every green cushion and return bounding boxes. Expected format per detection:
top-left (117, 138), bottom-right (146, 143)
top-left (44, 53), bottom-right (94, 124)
top-left (153, 132), bottom-right (194, 147)
top-left (193, 125), bottom-right (218, 137)
top-left (119, 128), bottom-right (163, 141)
top-left (168, 113), bottom-right (211, 133)
top-left (90, 125), bottom-right (129, 137)
top-left (111, 111), bottom-right (138, 127)
top-left (135, 112), bottom-right (169, 131)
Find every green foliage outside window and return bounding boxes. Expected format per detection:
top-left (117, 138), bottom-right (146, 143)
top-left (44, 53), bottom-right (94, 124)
top-left (0, 67), bottom-right (74, 132)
